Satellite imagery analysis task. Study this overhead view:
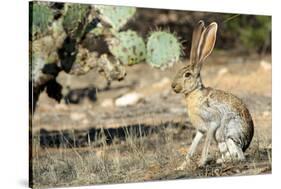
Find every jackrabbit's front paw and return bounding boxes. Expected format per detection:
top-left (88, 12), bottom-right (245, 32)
top-left (216, 158), bottom-right (224, 164)
top-left (198, 156), bottom-right (213, 167)
top-left (198, 159), bottom-right (207, 168)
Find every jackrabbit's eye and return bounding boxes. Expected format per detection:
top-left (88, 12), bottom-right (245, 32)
top-left (184, 72), bottom-right (191, 78)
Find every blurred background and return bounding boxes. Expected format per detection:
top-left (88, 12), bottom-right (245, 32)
top-left (83, 8), bottom-right (272, 58)
top-left (128, 9), bottom-right (271, 55)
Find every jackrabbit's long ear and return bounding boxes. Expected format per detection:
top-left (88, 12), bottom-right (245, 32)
top-left (197, 22), bottom-right (218, 64)
top-left (190, 20), bottom-right (205, 67)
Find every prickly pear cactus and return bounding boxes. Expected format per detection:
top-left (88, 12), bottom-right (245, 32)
top-left (32, 18), bottom-right (66, 62)
top-left (30, 2), bottom-right (53, 39)
top-left (107, 30), bottom-right (146, 65)
top-left (97, 54), bottom-right (126, 82)
top-left (146, 31), bottom-right (182, 69)
top-left (62, 4), bottom-right (91, 39)
top-left (31, 55), bottom-right (55, 88)
top-left (94, 5), bottom-right (136, 31)
top-left (31, 17), bottom-right (67, 89)
top-left (68, 47), bottom-right (98, 75)
top-left (30, 1), bottom-right (184, 112)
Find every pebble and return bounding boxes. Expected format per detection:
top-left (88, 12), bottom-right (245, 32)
top-left (218, 67), bottom-right (229, 76)
top-left (70, 112), bottom-right (85, 121)
top-left (260, 60), bottom-right (272, 71)
top-left (115, 92), bottom-right (143, 107)
top-left (101, 98), bottom-right (114, 108)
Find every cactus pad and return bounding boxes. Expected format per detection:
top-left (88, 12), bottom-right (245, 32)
top-left (62, 4), bottom-right (91, 39)
top-left (31, 55), bottom-right (45, 82)
top-left (95, 5), bottom-right (136, 31)
top-left (107, 30), bottom-right (146, 65)
top-left (31, 2), bottom-right (53, 39)
top-left (31, 55), bottom-right (55, 87)
top-left (69, 48), bottom-right (98, 75)
top-left (97, 54), bottom-right (126, 82)
top-left (146, 31), bottom-right (182, 69)
top-left (31, 19), bottom-right (66, 65)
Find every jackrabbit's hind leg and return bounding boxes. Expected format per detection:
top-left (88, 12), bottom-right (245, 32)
top-left (216, 142), bottom-right (228, 164)
top-left (226, 138), bottom-right (245, 162)
top-left (217, 139), bottom-right (245, 164)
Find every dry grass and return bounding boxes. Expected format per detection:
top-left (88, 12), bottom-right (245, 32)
top-left (31, 121), bottom-right (271, 189)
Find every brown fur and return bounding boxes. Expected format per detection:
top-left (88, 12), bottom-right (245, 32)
top-left (185, 87), bottom-right (254, 151)
top-left (171, 21), bottom-right (254, 167)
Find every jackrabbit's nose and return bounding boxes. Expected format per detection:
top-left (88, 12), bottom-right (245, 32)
top-left (171, 82), bottom-right (176, 89)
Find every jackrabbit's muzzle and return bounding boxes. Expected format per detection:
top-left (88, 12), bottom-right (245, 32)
top-left (171, 82), bottom-right (182, 93)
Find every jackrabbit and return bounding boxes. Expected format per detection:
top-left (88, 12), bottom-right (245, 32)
top-left (171, 20), bottom-right (254, 169)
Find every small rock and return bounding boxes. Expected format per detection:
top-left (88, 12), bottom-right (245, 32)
top-left (263, 111), bottom-right (270, 117)
top-left (260, 60), bottom-right (272, 71)
top-left (218, 68), bottom-right (229, 76)
top-left (101, 98), bottom-right (114, 108)
top-left (115, 92), bottom-right (143, 107)
top-left (70, 112), bottom-right (85, 121)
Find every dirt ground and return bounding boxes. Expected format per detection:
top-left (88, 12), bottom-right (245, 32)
top-left (31, 52), bottom-right (272, 188)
